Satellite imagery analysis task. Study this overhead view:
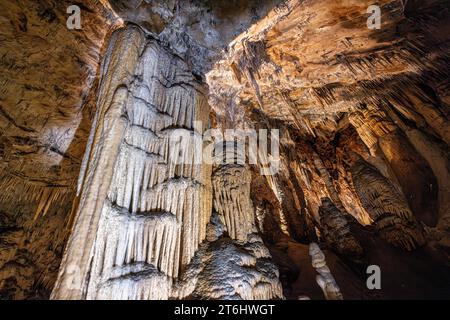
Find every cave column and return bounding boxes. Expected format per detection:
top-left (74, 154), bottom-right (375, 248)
top-left (196, 140), bottom-right (283, 300)
top-left (52, 25), bottom-right (212, 300)
top-left (349, 104), bottom-right (438, 227)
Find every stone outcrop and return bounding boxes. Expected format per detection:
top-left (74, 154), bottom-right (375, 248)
top-left (0, 0), bottom-right (119, 299)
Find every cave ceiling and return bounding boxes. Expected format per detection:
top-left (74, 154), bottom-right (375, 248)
top-left (0, 0), bottom-right (449, 300)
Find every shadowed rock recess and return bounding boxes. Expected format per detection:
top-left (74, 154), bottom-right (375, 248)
top-left (0, 0), bottom-right (449, 300)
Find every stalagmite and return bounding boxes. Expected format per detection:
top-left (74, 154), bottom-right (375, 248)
top-left (309, 243), bottom-right (343, 300)
top-left (190, 216), bottom-right (284, 300)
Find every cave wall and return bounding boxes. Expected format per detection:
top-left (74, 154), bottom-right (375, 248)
top-left (0, 0), bottom-right (119, 299)
top-left (0, 0), bottom-right (449, 300)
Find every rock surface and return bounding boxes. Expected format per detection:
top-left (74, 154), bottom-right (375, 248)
top-left (0, 0), bottom-right (449, 299)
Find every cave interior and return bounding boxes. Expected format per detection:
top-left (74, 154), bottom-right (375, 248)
top-left (0, 0), bottom-right (449, 300)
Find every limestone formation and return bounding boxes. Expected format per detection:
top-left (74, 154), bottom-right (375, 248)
top-left (52, 25), bottom-right (212, 299)
top-left (351, 157), bottom-right (426, 251)
top-left (309, 243), bottom-right (343, 300)
top-left (193, 143), bottom-right (283, 300)
top-left (318, 198), bottom-right (364, 259)
top-left (1, 0), bottom-right (450, 300)
top-left (190, 214), bottom-right (284, 300)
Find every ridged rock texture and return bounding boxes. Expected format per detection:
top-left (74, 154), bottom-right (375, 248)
top-left (0, 0), bottom-right (120, 299)
top-left (1, 0), bottom-right (450, 300)
top-left (192, 145), bottom-right (283, 299)
top-left (51, 25), bottom-right (213, 300)
top-left (309, 242), bottom-right (343, 300)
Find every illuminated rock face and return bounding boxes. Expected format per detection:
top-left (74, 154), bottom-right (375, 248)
top-left (0, 0), bottom-right (119, 299)
top-left (51, 24), bottom-right (282, 300)
top-left (1, 0), bottom-right (450, 299)
top-left (196, 150), bottom-right (283, 300)
top-left (52, 25), bottom-right (213, 299)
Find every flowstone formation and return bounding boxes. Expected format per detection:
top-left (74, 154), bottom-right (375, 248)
top-left (309, 243), bottom-right (343, 300)
top-left (189, 145), bottom-right (283, 300)
top-left (52, 24), bottom-right (213, 299)
top-left (52, 23), bottom-right (282, 300)
top-left (318, 198), bottom-right (364, 259)
top-left (1, 0), bottom-right (450, 300)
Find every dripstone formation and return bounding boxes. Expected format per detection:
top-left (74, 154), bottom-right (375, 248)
top-left (0, 0), bottom-right (449, 300)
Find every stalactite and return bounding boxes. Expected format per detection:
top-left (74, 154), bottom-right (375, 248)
top-left (0, 174), bottom-right (73, 216)
top-left (318, 197), bottom-right (364, 258)
top-left (212, 164), bottom-right (257, 242)
top-left (310, 151), bottom-right (346, 213)
top-left (231, 40), bottom-right (269, 108)
top-left (287, 143), bottom-right (348, 225)
top-left (384, 104), bottom-right (450, 227)
top-left (349, 105), bottom-right (396, 154)
top-left (0, 174), bottom-right (76, 299)
top-left (350, 103), bottom-right (439, 227)
top-left (52, 25), bottom-right (212, 300)
top-left (33, 188), bottom-right (65, 221)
